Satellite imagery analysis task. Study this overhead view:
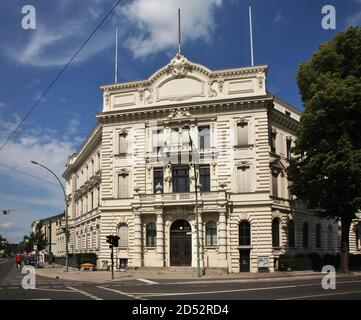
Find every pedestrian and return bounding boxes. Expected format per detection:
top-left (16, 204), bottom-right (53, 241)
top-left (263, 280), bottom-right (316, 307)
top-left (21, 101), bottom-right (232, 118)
top-left (15, 254), bottom-right (22, 270)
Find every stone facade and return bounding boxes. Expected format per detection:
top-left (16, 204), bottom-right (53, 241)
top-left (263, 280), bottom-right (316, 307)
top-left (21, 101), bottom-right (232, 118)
top-left (61, 54), bottom-right (361, 273)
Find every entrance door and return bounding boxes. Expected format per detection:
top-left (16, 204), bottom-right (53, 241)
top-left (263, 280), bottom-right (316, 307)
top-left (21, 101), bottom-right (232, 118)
top-left (239, 250), bottom-right (250, 272)
top-left (170, 220), bottom-right (192, 266)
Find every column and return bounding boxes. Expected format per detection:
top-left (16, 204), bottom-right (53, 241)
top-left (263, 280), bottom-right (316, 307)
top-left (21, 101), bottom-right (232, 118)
top-left (156, 212), bottom-right (165, 266)
top-left (218, 209), bottom-right (228, 268)
top-left (133, 212), bottom-right (142, 267)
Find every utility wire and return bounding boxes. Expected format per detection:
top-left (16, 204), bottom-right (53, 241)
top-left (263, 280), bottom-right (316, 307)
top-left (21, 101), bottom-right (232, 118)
top-left (0, 162), bottom-right (59, 186)
top-left (1, 207), bottom-right (60, 212)
top-left (0, 0), bottom-right (124, 153)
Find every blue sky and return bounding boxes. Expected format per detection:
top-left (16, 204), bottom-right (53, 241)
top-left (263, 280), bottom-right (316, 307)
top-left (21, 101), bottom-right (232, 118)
top-left (0, 0), bottom-right (360, 243)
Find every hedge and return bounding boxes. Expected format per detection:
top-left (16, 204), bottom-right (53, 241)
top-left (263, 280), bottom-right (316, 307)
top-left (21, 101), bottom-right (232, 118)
top-left (278, 253), bottom-right (361, 271)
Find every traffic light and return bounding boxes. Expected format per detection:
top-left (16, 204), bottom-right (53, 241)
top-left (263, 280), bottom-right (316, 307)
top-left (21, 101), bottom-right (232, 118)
top-left (106, 235), bottom-right (120, 247)
top-left (112, 236), bottom-right (120, 247)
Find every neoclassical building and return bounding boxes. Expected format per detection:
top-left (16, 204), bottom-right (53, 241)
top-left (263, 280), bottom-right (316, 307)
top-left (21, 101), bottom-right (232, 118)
top-left (61, 54), bottom-right (361, 273)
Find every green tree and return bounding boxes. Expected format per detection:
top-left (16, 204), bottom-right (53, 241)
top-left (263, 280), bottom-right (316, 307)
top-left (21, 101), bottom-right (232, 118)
top-left (288, 27), bottom-right (361, 273)
top-left (29, 221), bottom-right (47, 251)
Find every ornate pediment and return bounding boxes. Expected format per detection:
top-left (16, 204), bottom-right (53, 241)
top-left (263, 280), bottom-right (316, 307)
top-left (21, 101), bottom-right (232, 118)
top-left (270, 159), bottom-right (286, 176)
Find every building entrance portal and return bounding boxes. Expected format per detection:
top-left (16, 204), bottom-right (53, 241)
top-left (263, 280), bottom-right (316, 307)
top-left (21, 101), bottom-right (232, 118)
top-left (170, 219), bottom-right (192, 266)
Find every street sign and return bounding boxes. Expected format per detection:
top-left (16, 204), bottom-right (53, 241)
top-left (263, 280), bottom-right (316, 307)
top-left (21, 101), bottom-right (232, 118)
top-left (33, 245), bottom-right (37, 251)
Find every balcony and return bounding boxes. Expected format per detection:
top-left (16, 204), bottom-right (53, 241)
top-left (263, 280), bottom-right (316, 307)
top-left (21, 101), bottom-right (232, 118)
top-left (135, 191), bottom-right (226, 207)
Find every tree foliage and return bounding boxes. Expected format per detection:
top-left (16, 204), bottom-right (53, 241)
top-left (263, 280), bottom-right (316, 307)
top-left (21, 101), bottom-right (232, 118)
top-left (288, 27), bottom-right (361, 272)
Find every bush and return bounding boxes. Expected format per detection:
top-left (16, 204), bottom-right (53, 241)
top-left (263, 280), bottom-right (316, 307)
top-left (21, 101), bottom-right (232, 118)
top-left (278, 253), bottom-right (309, 271)
top-left (278, 252), bottom-right (361, 272)
top-left (349, 254), bottom-right (361, 270)
top-left (307, 253), bottom-right (323, 271)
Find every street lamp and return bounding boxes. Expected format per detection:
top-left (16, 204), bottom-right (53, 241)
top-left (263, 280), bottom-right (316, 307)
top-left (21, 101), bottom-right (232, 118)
top-left (186, 129), bottom-right (202, 278)
top-left (30, 161), bottom-right (68, 272)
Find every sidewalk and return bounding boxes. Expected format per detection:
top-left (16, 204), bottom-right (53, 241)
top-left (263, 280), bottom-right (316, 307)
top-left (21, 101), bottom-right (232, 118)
top-left (35, 265), bottom-right (361, 284)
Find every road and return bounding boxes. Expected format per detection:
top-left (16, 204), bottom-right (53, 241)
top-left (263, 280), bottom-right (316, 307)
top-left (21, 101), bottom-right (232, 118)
top-left (1, 257), bottom-right (361, 300)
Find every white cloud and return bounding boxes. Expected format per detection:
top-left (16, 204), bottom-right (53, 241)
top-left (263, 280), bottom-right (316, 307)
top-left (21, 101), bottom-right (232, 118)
top-left (120, 0), bottom-right (223, 58)
top-left (273, 10), bottom-right (283, 24)
top-left (3, 0), bottom-right (115, 67)
top-left (0, 112), bottom-right (81, 188)
top-left (347, 0), bottom-right (361, 26)
top-left (0, 222), bottom-right (14, 229)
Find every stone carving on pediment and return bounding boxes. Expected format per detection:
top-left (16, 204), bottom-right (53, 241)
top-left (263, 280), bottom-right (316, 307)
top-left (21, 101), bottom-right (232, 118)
top-left (167, 54), bottom-right (193, 78)
top-left (166, 108), bottom-right (192, 120)
top-left (208, 80), bottom-right (217, 98)
top-left (257, 74), bottom-right (264, 89)
top-left (217, 77), bottom-right (224, 93)
top-left (138, 87), bottom-right (145, 102)
top-left (104, 90), bottom-right (110, 107)
top-left (145, 88), bottom-right (153, 104)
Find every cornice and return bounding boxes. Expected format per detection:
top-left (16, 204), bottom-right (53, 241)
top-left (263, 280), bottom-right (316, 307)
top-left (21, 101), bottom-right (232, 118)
top-left (63, 124), bottom-right (102, 179)
top-left (269, 108), bottom-right (299, 132)
top-left (96, 95), bottom-right (274, 124)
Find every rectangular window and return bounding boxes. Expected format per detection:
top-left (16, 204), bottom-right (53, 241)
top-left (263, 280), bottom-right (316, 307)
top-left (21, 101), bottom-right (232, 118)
top-left (181, 127), bottom-right (190, 148)
top-left (272, 174), bottom-right (278, 197)
top-left (153, 168), bottom-right (164, 193)
top-left (119, 133), bottom-right (128, 156)
top-left (90, 191), bottom-right (94, 211)
top-left (153, 129), bottom-right (163, 153)
top-left (237, 167), bottom-right (251, 193)
top-left (271, 132), bottom-right (276, 153)
top-left (170, 128), bottom-right (179, 147)
top-left (199, 165), bottom-right (210, 192)
top-left (198, 126), bottom-right (210, 150)
top-left (118, 224), bottom-right (128, 247)
top-left (237, 122), bottom-right (248, 146)
top-left (286, 139), bottom-right (292, 160)
top-left (172, 166), bottom-right (190, 193)
top-left (118, 173), bottom-right (130, 198)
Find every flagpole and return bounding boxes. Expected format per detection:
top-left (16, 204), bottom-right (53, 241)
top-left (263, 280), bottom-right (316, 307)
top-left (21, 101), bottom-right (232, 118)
top-left (249, 6), bottom-right (254, 67)
top-left (115, 27), bottom-right (118, 83)
top-left (178, 8), bottom-right (181, 54)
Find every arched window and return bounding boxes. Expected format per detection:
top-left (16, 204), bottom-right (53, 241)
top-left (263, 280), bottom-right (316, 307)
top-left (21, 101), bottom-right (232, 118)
top-left (272, 218), bottom-right (280, 247)
top-left (327, 225), bottom-right (333, 250)
top-left (239, 221), bottom-right (251, 246)
top-left (303, 222), bottom-right (309, 248)
top-left (288, 220), bottom-right (295, 248)
top-left (206, 222), bottom-right (217, 246)
top-left (146, 223), bottom-right (157, 247)
top-left (356, 225), bottom-right (360, 251)
top-left (316, 224), bottom-right (322, 248)
top-left (118, 223), bottom-right (128, 247)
